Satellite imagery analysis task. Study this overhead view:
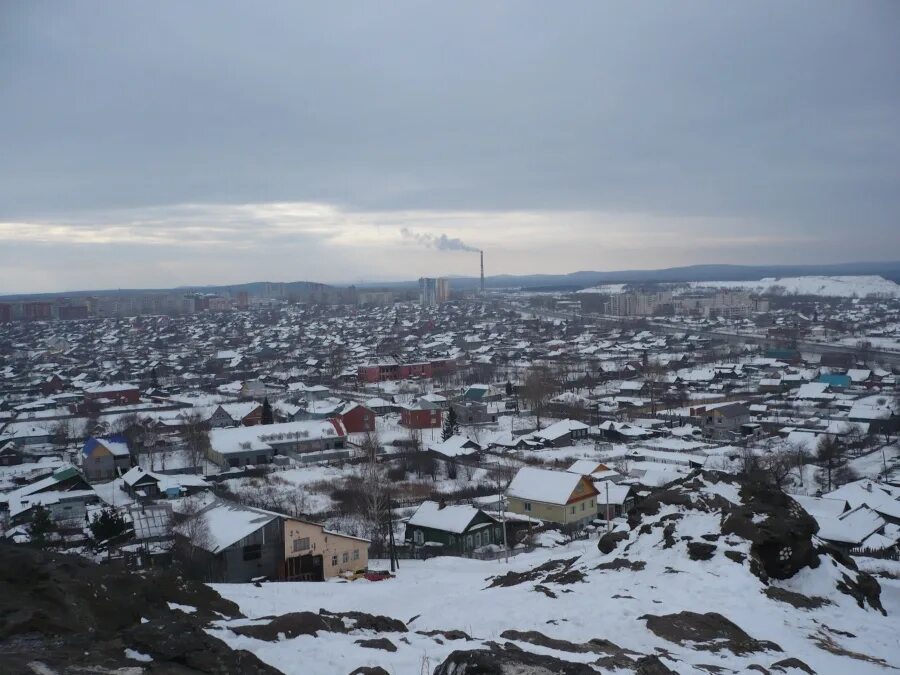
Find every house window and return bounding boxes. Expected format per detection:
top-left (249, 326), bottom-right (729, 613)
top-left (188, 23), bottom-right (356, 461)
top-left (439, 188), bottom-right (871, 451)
top-left (590, 499), bottom-right (594, 507)
top-left (475, 532), bottom-right (482, 547)
top-left (524, 502), bottom-right (532, 512)
top-left (342, 551), bottom-right (349, 563)
top-left (466, 535), bottom-right (473, 549)
top-left (483, 529), bottom-right (490, 545)
top-left (293, 537), bottom-right (310, 553)
top-left (581, 502), bottom-right (586, 511)
top-left (352, 549), bottom-right (359, 560)
top-left (331, 555), bottom-right (338, 566)
top-left (570, 506), bottom-right (576, 515)
top-left (242, 544), bottom-right (262, 561)
top-left (414, 530), bottom-right (424, 545)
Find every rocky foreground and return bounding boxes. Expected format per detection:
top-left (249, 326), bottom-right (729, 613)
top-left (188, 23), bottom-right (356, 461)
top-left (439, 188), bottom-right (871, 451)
top-left (2, 471), bottom-right (898, 674)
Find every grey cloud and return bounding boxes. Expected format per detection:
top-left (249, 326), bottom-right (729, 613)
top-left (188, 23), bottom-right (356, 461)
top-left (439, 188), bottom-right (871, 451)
top-left (0, 0), bottom-right (898, 289)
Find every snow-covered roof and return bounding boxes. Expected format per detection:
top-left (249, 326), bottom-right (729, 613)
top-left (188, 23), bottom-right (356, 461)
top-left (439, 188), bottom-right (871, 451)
top-left (407, 500), bottom-right (493, 534)
top-left (534, 419), bottom-right (588, 441)
top-left (208, 419), bottom-right (346, 455)
top-left (428, 434), bottom-right (480, 458)
top-left (175, 500), bottom-right (280, 553)
top-left (507, 467), bottom-right (596, 505)
top-left (816, 505), bottom-right (885, 545)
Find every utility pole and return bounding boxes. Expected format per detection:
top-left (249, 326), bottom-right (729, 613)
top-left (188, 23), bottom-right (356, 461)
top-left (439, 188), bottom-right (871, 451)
top-left (605, 481), bottom-right (611, 533)
top-left (387, 487), bottom-right (398, 573)
top-left (500, 488), bottom-right (509, 564)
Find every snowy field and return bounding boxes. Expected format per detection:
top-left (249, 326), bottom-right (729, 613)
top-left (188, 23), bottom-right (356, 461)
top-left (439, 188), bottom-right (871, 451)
top-left (689, 275), bottom-right (900, 298)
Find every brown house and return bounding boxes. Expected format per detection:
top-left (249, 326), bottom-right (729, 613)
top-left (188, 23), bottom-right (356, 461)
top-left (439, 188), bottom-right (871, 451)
top-left (506, 467), bottom-right (599, 527)
top-left (282, 518), bottom-right (370, 581)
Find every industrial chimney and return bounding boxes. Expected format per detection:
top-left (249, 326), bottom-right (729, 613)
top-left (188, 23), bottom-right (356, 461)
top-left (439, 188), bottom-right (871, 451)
top-left (480, 250), bottom-right (485, 294)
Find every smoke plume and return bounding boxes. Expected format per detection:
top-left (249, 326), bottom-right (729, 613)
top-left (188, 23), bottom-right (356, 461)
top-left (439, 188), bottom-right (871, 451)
top-left (400, 227), bottom-right (479, 252)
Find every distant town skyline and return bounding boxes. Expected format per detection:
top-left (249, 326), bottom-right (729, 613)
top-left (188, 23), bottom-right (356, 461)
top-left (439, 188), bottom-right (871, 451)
top-left (2, 2), bottom-right (899, 293)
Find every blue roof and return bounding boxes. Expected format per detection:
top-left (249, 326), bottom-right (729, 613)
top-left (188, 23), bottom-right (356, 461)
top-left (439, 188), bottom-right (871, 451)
top-left (82, 434), bottom-right (129, 457)
top-left (817, 374), bottom-right (851, 387)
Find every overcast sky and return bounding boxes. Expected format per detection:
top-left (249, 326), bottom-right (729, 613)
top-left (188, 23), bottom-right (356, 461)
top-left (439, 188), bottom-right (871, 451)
top-left (1, 1), bottom-right (899, 293)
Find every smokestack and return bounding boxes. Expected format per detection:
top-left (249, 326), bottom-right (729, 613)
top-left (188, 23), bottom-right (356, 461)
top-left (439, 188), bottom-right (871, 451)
top-left (480, 250), bottom-right (484, 294)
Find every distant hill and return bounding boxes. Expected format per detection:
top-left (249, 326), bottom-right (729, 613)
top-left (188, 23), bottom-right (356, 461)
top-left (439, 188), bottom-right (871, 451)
top-left (360, 260), bottom-right (900, 291)
top-left (3, 260), bottom-right (899, 300)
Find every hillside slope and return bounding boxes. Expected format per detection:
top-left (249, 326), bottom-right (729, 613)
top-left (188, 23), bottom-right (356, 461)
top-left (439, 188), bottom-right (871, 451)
top-left (211, 472), bottom-right (900, 674)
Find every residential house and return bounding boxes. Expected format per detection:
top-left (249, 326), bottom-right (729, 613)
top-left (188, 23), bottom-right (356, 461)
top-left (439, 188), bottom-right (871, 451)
top-left (697, 403), bottom-right (751, 439)
top-left (405, 500), bottom-right (504, 557)
top-left (0, 440), bottom-right (23, 466)
top-left (282, 517), bottom-right (370, 580)
top-left (81, 435), bottom-right (133, 482)
top-left (450, 400), bottom-right (497, 425)
top-left (4, 466), bottom-right (97, 528)
top-left (335, 402), bottom-right (376, 433)
top-left (84, 383), bottom-right (140, 406)
top-left (427, 434), bottom-right (481, 460)
top-left (207, 419), bottom-right (349, 468)
top-left (506, 467), bottom-right (599, 527)
top-left (174, 500), bottom-right (284, 583)
top-left (532, 419), bottom-right (589, 447)
top-left (400, 398), bottom-right (443, 429)
top-left (121, 466), bottom-right (210, 500)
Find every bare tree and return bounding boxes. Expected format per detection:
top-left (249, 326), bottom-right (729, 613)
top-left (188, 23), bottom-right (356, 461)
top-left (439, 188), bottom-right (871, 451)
top-left (523, 365), bottom-right (554, 429)
top-left (358, 456), bottom-right (389, 558)
top-left (816, 434), bottom-right (846, 493)
top-left (175, 497), bottom-right (212, 570)
top-left (181, 412), bottom-right (210, 474)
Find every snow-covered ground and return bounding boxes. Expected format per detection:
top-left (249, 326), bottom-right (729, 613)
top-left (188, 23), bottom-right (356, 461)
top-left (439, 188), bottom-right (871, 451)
top-left (209, 473), bottom-right (900, 674)
top-left (689, 275), bottom-right (900, 298)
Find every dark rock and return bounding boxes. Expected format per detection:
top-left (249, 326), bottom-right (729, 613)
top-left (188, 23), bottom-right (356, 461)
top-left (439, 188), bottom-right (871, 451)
top-left (433, 642), bottom-right (609, 675)
top-left (355, 637), bottom-right (397, 652)
top-left (770, 657), bottom-right (816, 674)
top-left (725, 551), bottom-right (746, 564)
top-left (319, 609), bottom-right (407, 632)
top-left (662, 524), bottom-right (677, 549)
top-left (764, 587), bottom-right (830, 610)
top-left (416, 629), bottom-right (472, 641)
top-left (595, 558), bottom-right (646, 572)
top-left (534, 584), bottom-right (557, 598)
top-left (836, 571), bottom-right (885, 614)
top-left (348, 668), bottom-right (390, 675)
top-left (232, 612), bottom-right (346, 640)
top-left (598, 531), bottom-right (629, 554)
top-left (640, 611), bottom-right (783, 655)
top-left (721, 482), bottom-right (819, 580)
top-left (487, 556), bottom-right (580, 588)
top-left (687, 542), bottom-right (717, 561)
top-left (544, 568), bottom-right (586, 585)
top-left (0, 544), bottom-right (276, 674)
top-left (500, 629), bottom-right (637, 666)
top-left (634, 654), bottom-right (678, 674)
